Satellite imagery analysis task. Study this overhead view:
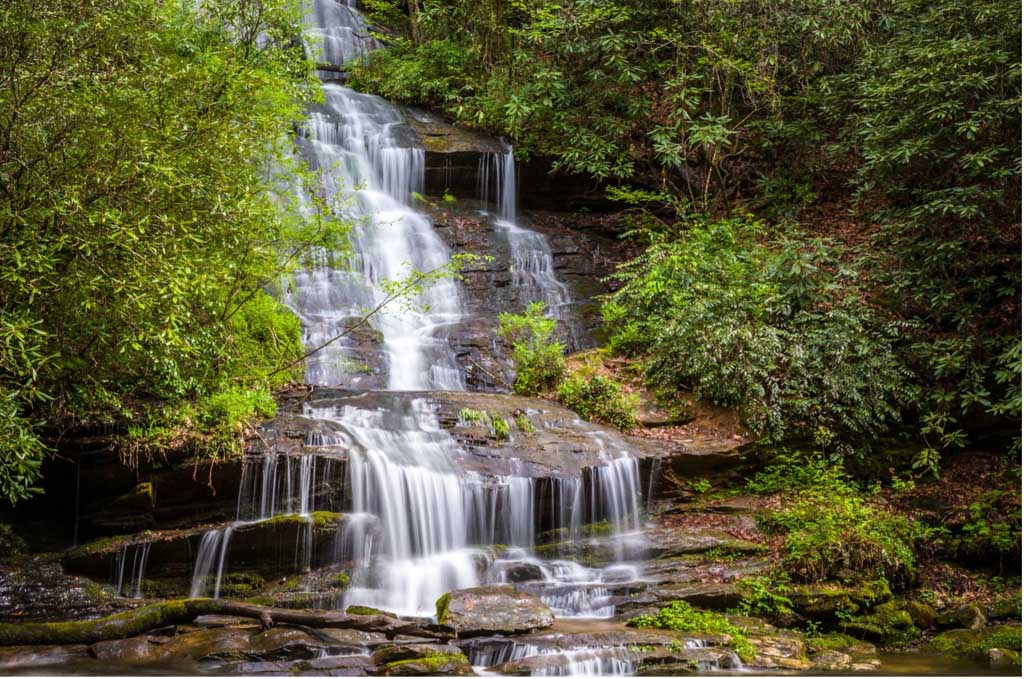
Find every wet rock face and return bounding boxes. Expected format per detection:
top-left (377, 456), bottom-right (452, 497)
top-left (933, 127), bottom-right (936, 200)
top-left (270, 388), bottom-right (666, 480)
top-left (438, 586), bottom-right (555, 637)
top-left (63, 513), bottom-right (345, 587)
top-left (426, 205), bottom-right (628, 389)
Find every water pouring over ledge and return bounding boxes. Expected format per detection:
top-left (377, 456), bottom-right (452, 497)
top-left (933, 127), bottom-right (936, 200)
top-left (283, 0), bottom-right (467, 391)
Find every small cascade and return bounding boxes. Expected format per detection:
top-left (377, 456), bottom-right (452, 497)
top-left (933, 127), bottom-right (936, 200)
top-left (112, 542), bottom-right (150, 599)
top-left (190, 527), bottom-right (234, 599)
top-left (465, 640), bottom-right (640, 676)
top-left (236, 453), bottom-right (344, 521)
top-left (304, 0), bottom-right (377, 70)
top-left (540, 648), bottom-right (641, 677)
top-left (479, 147), bottom-right (572, 327)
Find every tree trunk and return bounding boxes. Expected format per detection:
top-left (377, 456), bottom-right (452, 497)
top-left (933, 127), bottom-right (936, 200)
top-left (0, 599), bottom-right (438, 646)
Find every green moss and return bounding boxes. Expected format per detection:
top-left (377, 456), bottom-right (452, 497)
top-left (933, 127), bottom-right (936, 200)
top-left (385, 651), bottom-right (469, 673)
top-left (346, 605), bottom-right (396, 618)
top-left (67, 534), bottom-right (135, 558)
top-left (839, 602), bottom-right (918, 644)
top-left (436, 592), bottom-right (451, 623)
top-left (329, 572), bottom-right (350, 588)
top-left (218, 572), bottom-right (265, 597)
top-left (930, 624), bottom-right (1022, 660)
top-left (992, 593), bottom-right (1022, 620)
top-left (582, 519), bottom-right (615, 537)
top-left (257, 511), bottom-right (342, 531)
top-left (807, 632), bottom-right (863, 652)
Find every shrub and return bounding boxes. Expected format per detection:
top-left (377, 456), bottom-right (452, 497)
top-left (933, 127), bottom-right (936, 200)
top-left (733, 575), bottom-right (794, 619)
top-left (628, 601), bottom-right (756, 661)
top-left (556, 372), bottom-right (636, 430)
top-left (499, 302), bottom-right (565, 395)
top-left (949, 490), bottom-right (1022, 573)
top-left (604, 217), bottom-right (911, 455)
top-left (752, 452), bottom-right (925, 588)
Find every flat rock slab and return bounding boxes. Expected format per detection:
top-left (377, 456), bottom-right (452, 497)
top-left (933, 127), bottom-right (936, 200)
top-left (440, 586), bottom-right (554, 637)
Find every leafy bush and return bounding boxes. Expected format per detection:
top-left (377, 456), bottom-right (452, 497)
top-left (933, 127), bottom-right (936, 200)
top-left (949, 490), bottom-right (1022, 572)
top-left (499, 302), bottom-right (565, 395)
top-left (628, 601), bottom-right (756, 661)
top-left (733, 575), bottom-right (794, 619)
top-left (752, 452), bottom-right (925, 588)
top-left (556, 372), bottom-right (637, 430)
top-left (605, 217), bottom-right (912, 455)
top-left (832, 0), bottom-right (1021, 466)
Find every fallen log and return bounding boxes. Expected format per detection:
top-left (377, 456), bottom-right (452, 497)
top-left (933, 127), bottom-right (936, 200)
top-left (0, 599), bottom-right (438, 646)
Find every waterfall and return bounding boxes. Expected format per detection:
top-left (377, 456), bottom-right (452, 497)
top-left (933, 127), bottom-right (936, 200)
top-left (113, 542), bottom-right (150, 599)
top-left (300, 396), bottom-right (644, 619)
top-left (282, 0), bottom-right (467, 390)
top-left (465, 641), bottom-right (641, 677)
top-left (479, 148), bottom-right (573, 329)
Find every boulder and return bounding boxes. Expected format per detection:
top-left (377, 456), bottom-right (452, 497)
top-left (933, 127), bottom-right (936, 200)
top-left (937, 603), bottom-right (987, 630)
top-left (372, 644), bottom-right (474, 676)
top-left (988, 647), bottom-right (1022, 669)
top-left (809, 650), bottom-right (852, 671)
top-left (788, 581), bottom-right (892, 622)
top-left (437, 586), bottom-right (554, 637)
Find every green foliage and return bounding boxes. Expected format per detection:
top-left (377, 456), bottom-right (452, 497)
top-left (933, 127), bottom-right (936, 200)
top-left (606, 217), bottom-right (911, 454)
top-left (752, 452), bottom-right (925, 588)
top-left (350, 0), bottom-right (878, 199)
top-left (690, 479), bottom-right (712, 495)
top-left (459, 408), bottom-right (487, 424)
top-left (514, 413), bottom-right (535, 434)
top-left (555, 371), bottom-right (637, 430)
top-left (733, 575), bottom-right (794, 619)
top-left (499, 302), bottom-right (565, 395)
top-left (0, 0), bottom-right (342, 500)
top-left (949, 490), bottom-right (1022, 570)
top-left (831, 0), bottom-right (1021, 465)
top-left (628, 601), bottom-right (756, 661)
top-left (490, 412), bottom-right (510, 440)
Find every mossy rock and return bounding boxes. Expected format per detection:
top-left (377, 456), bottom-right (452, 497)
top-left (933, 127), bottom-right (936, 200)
top-left (991, 593), bottom-right (1022, 621)
top-left (839, 602), bottom-right (917, 644)
top-left (929, 624), bottom-right (1023, 661)
top-left (937, 603), bottom-right (987, 630)
top-left (346, 605), bottom-right (397, 618)
top-left (904, 601), bottom-right (937, 629)
top-left (373, 644), bottom-right (474, 676)
top-left (788, 580), bottom-right (892, 622)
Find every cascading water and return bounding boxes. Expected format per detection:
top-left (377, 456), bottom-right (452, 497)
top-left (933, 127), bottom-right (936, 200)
top-left (282, 0), bottom-right (467, 390)
top-left (479, 148), bottom-right (572, 327)
top-left (189, 453), bottom-right (343, 598)
top-left (112, 543), bottom-right (150, 599)
top-left (300, 396), bottom-right (644, 619)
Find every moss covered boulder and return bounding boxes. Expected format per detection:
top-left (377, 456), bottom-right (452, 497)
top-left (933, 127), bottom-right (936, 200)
top-left (437, 586), bottom-right (554, 637)
top-left (929, 624), bottom-right (1022, 664)
top-left (372, 643), bottom-right (474, 676)
top-left (788, 581), bottom-right (891, 622)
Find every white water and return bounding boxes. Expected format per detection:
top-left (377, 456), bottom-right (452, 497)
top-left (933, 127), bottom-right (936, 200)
top-left (282, 0), bottom-right (467, 390)
top-left (479, 148), bottom-right (572, 324)
top-left (303, 397), bottom-right (644, 618)
top-left (113, 542), bottom-right (150, 599)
